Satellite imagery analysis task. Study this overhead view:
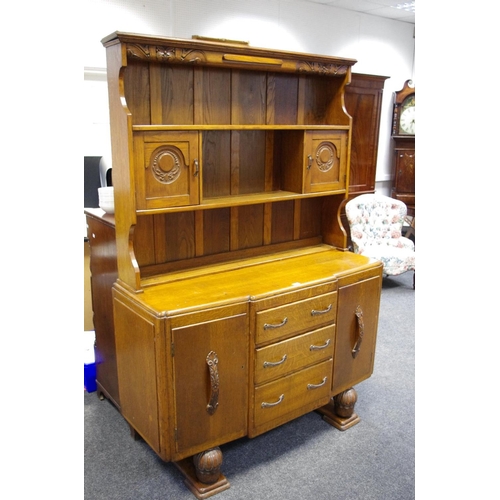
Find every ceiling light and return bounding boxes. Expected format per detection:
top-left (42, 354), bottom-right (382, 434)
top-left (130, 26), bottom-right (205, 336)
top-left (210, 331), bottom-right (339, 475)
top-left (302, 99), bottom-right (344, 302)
top-left (392, 2), bottom-right (415, 12)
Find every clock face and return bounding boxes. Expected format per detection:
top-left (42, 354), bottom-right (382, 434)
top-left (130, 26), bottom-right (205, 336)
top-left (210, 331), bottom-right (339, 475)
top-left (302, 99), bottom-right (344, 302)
top-left (399, 95), bottom-right (415, 135)
top-left (399, 106), bottom-right (415, 134)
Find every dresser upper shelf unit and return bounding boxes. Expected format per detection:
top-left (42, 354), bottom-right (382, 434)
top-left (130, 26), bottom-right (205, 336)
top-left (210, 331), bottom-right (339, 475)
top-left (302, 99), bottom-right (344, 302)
top-left (102, 31), bottom-right (357, 292)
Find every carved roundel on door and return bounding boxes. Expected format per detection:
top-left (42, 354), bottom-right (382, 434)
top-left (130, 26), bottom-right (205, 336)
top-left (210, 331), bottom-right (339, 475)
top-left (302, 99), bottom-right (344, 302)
top-left (150, 146), bottom-right (184, 184)
top-left (315, 142), bottom-right (338, 172)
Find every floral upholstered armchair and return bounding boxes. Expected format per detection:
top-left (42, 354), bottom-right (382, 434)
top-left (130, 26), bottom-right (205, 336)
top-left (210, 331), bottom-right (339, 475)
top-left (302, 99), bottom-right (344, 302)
top-left (345, 193), bottom-right (415, 284)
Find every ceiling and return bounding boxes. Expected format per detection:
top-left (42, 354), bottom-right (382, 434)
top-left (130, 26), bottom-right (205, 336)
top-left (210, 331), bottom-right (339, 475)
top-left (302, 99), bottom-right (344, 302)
top-left (299, 0), bottom-right (415, 24)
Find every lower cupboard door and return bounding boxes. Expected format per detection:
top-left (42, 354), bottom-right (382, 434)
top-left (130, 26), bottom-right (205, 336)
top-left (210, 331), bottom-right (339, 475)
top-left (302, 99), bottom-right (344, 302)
top-left (332, 275), bottom-right (382, 395)
top-left (171, 312), bottom-right (248, 459)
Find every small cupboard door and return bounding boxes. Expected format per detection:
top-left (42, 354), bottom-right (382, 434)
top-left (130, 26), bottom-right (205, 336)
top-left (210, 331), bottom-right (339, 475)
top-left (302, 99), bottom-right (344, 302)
top-left (303, 130), bottom-right (348, 193)
top-left (170, 306), bottom-right (249, 460)
top-left (134, 131), bottom-right (200, 209)
top-left (332, 275), bottom-right (382, 395)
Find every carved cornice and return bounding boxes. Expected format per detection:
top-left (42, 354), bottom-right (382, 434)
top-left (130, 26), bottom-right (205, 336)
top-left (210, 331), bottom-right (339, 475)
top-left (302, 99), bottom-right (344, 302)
top-left (127, 44), bottom-right (207, 64)
top-left (296, 61), bottom-right (349, 75)
top-left (125, 42), bottom-right (350, 76)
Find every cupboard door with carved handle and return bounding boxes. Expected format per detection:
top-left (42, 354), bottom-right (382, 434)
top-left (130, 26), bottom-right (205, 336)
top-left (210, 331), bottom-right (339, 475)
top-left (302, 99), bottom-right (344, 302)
top-left (332, 275), bottom-right (382, 395)
top-left (134, 131), bottom-right (200, 209)
top-left (170, 307), bottom-right (248, 461)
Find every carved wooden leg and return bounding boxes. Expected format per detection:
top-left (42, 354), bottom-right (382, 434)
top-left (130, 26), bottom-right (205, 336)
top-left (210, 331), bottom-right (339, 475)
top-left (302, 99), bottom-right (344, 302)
top-left (317, 387), bottom-right (361, 431)
top-left (174, 447), bottom-right (230, 499)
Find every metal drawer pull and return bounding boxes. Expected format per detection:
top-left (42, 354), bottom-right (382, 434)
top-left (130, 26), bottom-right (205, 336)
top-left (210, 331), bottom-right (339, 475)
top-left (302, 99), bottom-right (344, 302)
top-left (206, 351), bottom-right (219, 415)
top-left (307, 377), bottom-right (327, 390)
top-left (263, 317), bottom-right (288, 330)
top-left (311, 304), bottom-right (332, 316)
top-left (193, 158), bottom-right (199, 177)
top-left (352, 305), bottom-right (364, 359)
top-left (261, 394), bottom-right (285, 408)
top-left (310, 339), bottom-right (331, 351)
top-left (263, 354), bottom-right (287, 368)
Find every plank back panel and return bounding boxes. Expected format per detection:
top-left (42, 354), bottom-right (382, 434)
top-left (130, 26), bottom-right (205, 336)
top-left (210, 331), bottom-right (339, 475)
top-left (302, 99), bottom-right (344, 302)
top-left (124, 62), bottom-right (151, 125)
top-left (150, 65), bottom-right (194, 125)
top-left (202, 130), bottom-right (231, 198)
top-left (203, 208), bottom-right (231, 256)
top-left (231, 71), bottom-right (266, 125)
top-left (194, 67), bottom-right (231, 124)
top-left (267, 73), bottom-right (299, 125)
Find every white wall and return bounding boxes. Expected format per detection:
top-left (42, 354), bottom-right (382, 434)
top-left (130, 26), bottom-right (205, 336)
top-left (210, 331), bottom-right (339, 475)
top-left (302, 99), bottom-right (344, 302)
top-left (83, 0), bottom-right (415, 192)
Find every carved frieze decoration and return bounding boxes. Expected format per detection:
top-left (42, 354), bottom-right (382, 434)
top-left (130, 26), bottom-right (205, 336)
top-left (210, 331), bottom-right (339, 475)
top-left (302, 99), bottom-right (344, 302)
top-left (127, 44), bottom-right (207, 64)
top-left (296, 61), bottom-right (349, 75)
top-left (126, 43), bottom-right (348, 75)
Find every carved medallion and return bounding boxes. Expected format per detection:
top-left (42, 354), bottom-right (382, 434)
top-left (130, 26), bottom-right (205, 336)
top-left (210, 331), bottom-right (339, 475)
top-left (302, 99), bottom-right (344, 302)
top-left (149, 146), bottom-right (183, 184)
top-left (315, 142), bottom-right (337, 172)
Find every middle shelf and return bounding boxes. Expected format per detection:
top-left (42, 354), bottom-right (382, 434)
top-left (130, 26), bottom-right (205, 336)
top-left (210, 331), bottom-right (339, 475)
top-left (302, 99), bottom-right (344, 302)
top-left (133, 128), bottom-right (349, 212)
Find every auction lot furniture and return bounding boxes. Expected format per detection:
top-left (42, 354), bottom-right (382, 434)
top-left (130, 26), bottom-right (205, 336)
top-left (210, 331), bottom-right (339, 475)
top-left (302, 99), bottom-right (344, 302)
top-left (91, 32), bottom-right (383, 498)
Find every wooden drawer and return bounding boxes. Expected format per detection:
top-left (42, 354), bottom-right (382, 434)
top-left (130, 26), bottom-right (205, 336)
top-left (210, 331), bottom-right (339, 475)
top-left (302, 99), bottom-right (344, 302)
top-left (254, 324), bottom-right (335, 385)
top-left (253, 359), bottom-right (333, 430)
top-left (255, 292), bottom-right (337, 345)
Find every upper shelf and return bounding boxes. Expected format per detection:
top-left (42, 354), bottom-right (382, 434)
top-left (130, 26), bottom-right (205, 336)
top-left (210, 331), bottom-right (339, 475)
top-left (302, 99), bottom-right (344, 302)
top-left (132, 125), bottom-right (350, 132)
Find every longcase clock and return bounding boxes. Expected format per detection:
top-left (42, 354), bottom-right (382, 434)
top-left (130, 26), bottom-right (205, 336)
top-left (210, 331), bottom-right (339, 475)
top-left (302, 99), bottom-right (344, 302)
top-left (391, 80), bottom-right (415, 216)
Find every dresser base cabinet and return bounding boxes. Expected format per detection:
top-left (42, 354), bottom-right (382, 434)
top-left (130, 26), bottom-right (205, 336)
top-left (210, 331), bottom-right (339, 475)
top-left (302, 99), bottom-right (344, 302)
top-left (107, 245), bottom-right (382, 497)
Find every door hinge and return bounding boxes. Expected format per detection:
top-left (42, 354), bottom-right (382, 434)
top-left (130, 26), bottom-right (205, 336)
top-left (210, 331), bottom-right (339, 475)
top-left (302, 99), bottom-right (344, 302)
top-left (174, 428), bottom-right (178, 442)
top-left (171, 342), bottom-right (175, 357)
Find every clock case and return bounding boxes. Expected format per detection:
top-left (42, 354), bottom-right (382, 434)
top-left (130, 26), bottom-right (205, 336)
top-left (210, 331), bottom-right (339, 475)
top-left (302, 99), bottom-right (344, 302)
top-left (390, 79), bottom-right (415, 216)
top-left (391, 79), bottom-right (415, 137)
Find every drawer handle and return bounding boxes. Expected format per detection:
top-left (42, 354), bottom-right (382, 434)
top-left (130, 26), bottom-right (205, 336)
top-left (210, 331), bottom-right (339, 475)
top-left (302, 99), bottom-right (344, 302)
top-left (206, 351), bottom-right (219, 415)
top-left (261, 394), bottom-right (285, 408)
top-left (352, 305), bottom-right (365, 359)
top-left (263, 354), bottom-right (287, 368)
top-left (310, 339), bottom-right (331, 351)
top-left (311, 304), bottom-right (332, 316)
top-left (193, 158), bottom-right (199, 177)
top-left (307, 376), bottom-right (327, 390)
top-left (263, 317), bottom-right (288, 330)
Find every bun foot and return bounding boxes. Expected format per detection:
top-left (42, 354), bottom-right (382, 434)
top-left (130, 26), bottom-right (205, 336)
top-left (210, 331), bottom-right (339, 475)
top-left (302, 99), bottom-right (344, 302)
top-left (174, 447), bottom-right (230, 499)
top-left (317, 387), bottom-right (361, 431)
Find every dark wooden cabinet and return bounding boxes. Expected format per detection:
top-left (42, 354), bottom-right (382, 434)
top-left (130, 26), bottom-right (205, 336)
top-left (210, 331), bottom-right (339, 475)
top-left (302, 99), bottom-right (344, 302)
top-left (85, 212), bottom-right (119, 409)
top-left (342, 73), bottom-right (388, 247)
top-left (90, 32), bottom-right (384, 498)
top-left (391, 137), bottom-right (415, 216)
top-left (345, 73), bottom-right (388, 197)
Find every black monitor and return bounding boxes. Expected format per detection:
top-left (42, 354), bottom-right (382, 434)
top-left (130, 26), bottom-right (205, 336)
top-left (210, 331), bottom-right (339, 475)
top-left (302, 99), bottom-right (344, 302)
top-left (84, 156), bottom-right (102, 208)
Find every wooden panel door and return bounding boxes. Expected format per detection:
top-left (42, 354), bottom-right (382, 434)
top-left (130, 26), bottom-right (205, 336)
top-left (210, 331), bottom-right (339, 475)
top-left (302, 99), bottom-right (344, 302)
top-left (345, 73), bottom-right (388, 196)
top-left (303, 131), bottom-right (347, 193)
top-left (135, 131), bottom-right (200, 209)
top-left (171, 306), bottom-right (249, 460)
top-left (332, 275), bottom-right (381, 395)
